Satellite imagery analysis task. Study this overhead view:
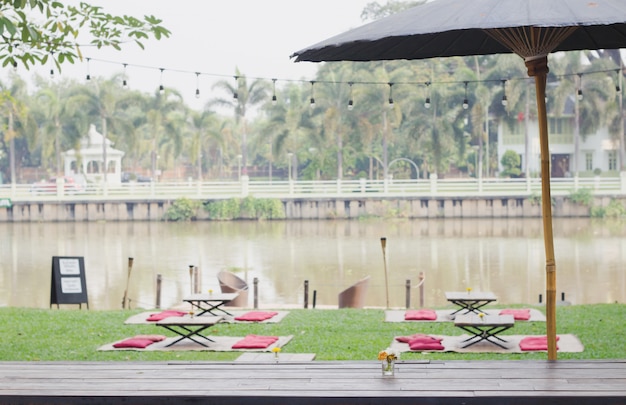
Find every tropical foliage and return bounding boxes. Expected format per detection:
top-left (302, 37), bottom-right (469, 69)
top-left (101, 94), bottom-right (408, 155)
top-left (0, 1), bottom-right (625, 185)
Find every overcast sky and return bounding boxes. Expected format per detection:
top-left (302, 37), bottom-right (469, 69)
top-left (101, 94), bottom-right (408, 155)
top-left (24, 0), bottom-right (374, 108)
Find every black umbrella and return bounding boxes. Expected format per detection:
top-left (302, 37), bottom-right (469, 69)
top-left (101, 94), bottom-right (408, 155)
top-left (292, 0), bottom-right (626, 360)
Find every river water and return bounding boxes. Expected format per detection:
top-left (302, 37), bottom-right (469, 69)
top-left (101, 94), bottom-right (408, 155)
top-left (1, 218), bottom-right (624, 310)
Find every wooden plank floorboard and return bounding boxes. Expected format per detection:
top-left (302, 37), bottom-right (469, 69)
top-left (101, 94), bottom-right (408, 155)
top-left (1, 360), bottom-right (625, 405)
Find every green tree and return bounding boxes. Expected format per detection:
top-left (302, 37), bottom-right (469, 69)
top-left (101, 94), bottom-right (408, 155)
top-left (500, 150), bottom-right (522, 178)
top-left (0, 0), bottom-right (170, 71)
top-left (211, 69), bottom-right (269, 177)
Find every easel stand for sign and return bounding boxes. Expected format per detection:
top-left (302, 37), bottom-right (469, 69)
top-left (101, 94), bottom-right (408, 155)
top-left (50, 256), bottom-right (89, 309)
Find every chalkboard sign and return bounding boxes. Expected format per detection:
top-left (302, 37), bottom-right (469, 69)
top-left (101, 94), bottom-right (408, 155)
top-left (50, 256), bottom-right (89, 309)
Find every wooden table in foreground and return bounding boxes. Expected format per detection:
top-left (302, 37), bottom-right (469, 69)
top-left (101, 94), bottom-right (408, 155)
top-left (1, 360), bottom-right (625, 404)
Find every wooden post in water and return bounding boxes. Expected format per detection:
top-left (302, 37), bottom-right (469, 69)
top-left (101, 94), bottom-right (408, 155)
top-left (194, 266), bottom-right (200, 294)
top-left (405, 279), bottom-right (411, 309)
top-left (155, 274), bottom-right (162, 309)
top-left (253, 277), bottom-right (259, 309)
top-left (419, 272), bottom-right (425, 308)
top-left (380, 237), bottom-right (389, 309)
top-left (188, 265), bottom-right (194, 295)
top-left (121, 257), bottom-right (134, 309)
top-left (304, 280), bottom-right (309, 309)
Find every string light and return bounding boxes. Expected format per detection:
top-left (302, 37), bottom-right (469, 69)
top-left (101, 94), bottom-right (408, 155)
top-left (501, 79), bottom-right (508, 106)
top-left (49, 52), bottom-right (55, 80)
top-left (159, 68), bottom-right (165, 95)
top-left (272, 78), bottom-right (277, 105)
top-left (462, 81), bottom-right (469, 109)
top-left (347, 82), bottom-right (354, 110)
top-left (310, 81), bottom-right (316, 108)
top-left (12, 61), bottom-right (17, 72)
top-left (577, 74), bottom-right (583, 101)
top-left (616, 69), bottom-right (621, 93)
top-left (85, 57), bottom-right (91, 81)
top-left (122, 64), bottom-right (128, 89)
top-left (195, 72), bottom-right (200, 99)
top-left (233, 76), bottom-right (239, 100)
top-left (75, 57), bottom-right (623, 109)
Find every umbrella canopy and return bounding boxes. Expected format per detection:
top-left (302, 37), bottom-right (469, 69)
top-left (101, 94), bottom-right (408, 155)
top-left (292, 0), bottom-right (626, 360)
top-left (291, 0), bottom-right (626, 62)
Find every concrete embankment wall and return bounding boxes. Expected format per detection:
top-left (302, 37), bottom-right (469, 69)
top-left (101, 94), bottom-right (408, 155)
top-left (0, 195), bottom-right (617, 222)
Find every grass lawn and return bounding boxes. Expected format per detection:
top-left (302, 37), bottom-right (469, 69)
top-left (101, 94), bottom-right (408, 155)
top-left (0, 304), bottom-right (623, 361)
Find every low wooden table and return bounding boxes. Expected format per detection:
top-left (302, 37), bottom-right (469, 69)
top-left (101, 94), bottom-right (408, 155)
top-left (156, 315), bottom-right (223, 347)
top-left (454, 314), bottom-right (515, 349)
top-left (445, 291), bottom-right (497, 317)
top-left (183, 292), bottom-right (239, 316)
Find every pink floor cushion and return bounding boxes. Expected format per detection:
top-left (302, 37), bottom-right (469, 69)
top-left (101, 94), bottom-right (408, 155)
top-left (404, 309), bottom-right (438, 321)
top-left (499, 309), bottom-right (532, 320)
top-left (133, 335), bottom-right (167, 342)
top-left (407, 335), bottom-right (445, 350)
top-left (519, 335), bottom-right (560, 351)
top-left (234, 311), bottom-right (279, 322)
top-left (231, 334), bottom-right (279, 349)
top-left (113, 337), bottom-right (156, 349)
top-left (146, 310), bottom-right (187, 322)
top-left (396, 334), bottom-right (443, 344)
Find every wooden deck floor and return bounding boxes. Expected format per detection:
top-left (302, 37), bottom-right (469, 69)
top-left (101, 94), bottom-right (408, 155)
top-left (1, 360), bottom-right (625, 404)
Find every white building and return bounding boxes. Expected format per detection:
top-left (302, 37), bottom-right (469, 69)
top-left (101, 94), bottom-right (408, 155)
top-left (497, 98), bottom-right (621, 178)
top-left (61, 124), bottom-right (125, 184)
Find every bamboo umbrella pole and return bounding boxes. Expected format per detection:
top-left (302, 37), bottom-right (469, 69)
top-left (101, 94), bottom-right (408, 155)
top-left (380, 237), bottom-right (389, 309)
top-left (526, 55), bottom-right (557, 360)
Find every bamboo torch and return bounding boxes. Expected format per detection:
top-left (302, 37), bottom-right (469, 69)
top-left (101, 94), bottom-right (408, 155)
top-left (121, 257), bottom-right (134, 309)
top-left (380, 237), bottom-right (389, 308)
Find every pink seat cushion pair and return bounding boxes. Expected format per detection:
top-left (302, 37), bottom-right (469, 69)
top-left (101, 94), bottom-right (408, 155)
top-left (519, 335), bottom-right (560, 351)
top-left (404, 309), bottom-right (437, 321)
top-left (231, 334), bottom-right (279, 349)
top-left (234, 311), bottom-right (279, 322)
top-left (146, 310), bottom-right (187, 322)
top-left (499, 309), bottom-right (532, 320)
top-left (396, 334), bottom-right (445, 351)
top-left (113, 335), bottom-right (167, 349)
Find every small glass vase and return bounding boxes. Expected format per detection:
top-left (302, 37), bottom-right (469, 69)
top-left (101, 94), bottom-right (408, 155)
top-left (382, 360), bottom-right (395, 376)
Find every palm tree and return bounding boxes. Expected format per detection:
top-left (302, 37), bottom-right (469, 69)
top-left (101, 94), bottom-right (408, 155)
top-left (0, 75), bottom-right (34, 184)
top-left (211, 69), bottom-right (269, 177)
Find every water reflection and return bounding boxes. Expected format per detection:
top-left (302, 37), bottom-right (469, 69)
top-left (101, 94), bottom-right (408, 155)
top-left (1, 218), bottom-right (624, 310)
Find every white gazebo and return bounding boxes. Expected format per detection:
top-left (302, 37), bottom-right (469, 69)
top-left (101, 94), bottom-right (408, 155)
top-left (62, 124), bottom-right (125, 184)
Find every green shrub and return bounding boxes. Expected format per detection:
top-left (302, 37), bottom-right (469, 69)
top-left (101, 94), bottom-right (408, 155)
top-left (163, 198), bottom-right (201, 221)
top-left (204, 197), bottom-right (285, 220)
top-left (569, 188), bottom-right (594, 207)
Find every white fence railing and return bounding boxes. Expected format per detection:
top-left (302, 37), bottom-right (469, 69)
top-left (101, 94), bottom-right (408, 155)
top-left (1, 175), bottom-right (625, 203)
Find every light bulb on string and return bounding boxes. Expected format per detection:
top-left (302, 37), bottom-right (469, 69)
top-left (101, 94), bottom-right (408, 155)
top-left (122, 64), bottom-right (128, 89)
top-left (49, 52), bottom-right (55, 80)
top-left (424, 82), bottom-right (431, 109)
top-left (85, 57), bottom-right (91, 81)
top-left (310, 81), bottom-right (316, 108)
top-left (577, 74), bottom-right (583, 101)
top-left (195, 72), bottom-right (200, 99)
top-left (347, 82), bottom-right (354, 110)
top-left (462, 81), bottom-right (469, 110)
top-left (501, 79), bottom-right (508, 106)
top-left (233, 76), bottom-right (239, 100)
top-left (616, 69), bottom-right (621, 94)
top-left (12, 61), bottom-right (17, 72)
top-left (272, 78), bottom-right (277, 105)
top-left (159, 68), bottom-right (165, 95)
top-left (388, 83), bottom-right (394, 108)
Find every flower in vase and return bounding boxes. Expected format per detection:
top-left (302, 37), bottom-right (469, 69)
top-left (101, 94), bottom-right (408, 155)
top-left (466, 287), bottom-right (472, 294)
top-left (272, 346), bottom-right (281, 361)
top-left (378, 348), bottom-right (399, 371)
